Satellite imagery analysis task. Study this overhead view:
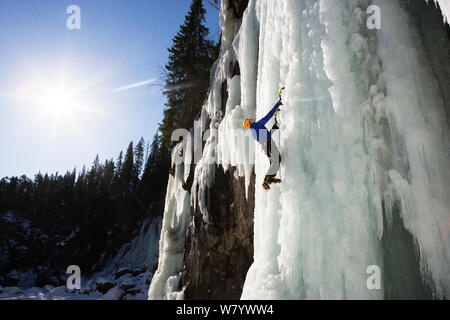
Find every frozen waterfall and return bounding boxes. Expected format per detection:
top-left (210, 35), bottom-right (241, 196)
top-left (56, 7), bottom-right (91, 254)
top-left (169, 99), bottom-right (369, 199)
top-left (150, 0), bottom-right (450, 300)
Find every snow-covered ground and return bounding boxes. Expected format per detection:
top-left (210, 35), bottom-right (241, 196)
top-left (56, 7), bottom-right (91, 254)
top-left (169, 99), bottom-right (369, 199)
top-left (0, 217), bottom-right (161, 300)
top-left (0, 285), bottom-right (103, 300)
top-left (150, 0), bottom-right (450, 300)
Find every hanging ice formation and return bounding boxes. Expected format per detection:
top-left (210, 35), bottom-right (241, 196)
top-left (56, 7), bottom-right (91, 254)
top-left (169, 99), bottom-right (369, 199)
top-left (150, 0), bottom-right (450, 300)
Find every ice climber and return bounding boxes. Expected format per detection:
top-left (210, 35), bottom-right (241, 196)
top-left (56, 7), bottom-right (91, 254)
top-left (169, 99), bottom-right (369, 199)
top-left (243, 88), bottom-right (284, 190)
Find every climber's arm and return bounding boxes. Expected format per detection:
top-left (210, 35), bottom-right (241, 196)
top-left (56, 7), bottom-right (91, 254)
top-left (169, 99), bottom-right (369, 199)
top-left (257, 100), bottom-right (283, 126)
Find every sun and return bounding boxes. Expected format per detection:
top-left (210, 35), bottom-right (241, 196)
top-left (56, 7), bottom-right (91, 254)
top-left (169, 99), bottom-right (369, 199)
top-left (16, 73), bottom-right (91, 131)
top-left (37, 86), bottom-right (78, 120)
top-left (5, 59), bottom-right (109, 139)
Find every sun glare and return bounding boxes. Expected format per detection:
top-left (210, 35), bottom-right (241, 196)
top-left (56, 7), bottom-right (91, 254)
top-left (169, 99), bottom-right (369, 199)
top-left (4, 59), bottom-right (111, 140)
top-left (38, 87), bottom-right (77, 119)
top-left (14, 63), bottom-right (100, 135)
top-left (18, 78), bottom-right (83, 119)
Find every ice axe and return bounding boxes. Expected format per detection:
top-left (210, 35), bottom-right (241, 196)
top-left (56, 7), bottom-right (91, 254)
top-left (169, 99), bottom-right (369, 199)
top-left (278, 87), bottom-right (285, 101)
top-left (272, 87), bottom-right (285, 130)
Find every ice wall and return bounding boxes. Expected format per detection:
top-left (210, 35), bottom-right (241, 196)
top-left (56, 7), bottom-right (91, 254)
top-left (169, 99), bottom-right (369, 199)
top-left (148, 142), bottom-right (192, 300)
top-left (240, 0), bottom-right (384, 300)
top-left (240, 0), bottom-right (450, 299)
top-left (102, 217), bottom-right (161, 274)
top-left (150, 0), bottom-right (450, 300)
top-left (434, 0), bottom-right (450, 22)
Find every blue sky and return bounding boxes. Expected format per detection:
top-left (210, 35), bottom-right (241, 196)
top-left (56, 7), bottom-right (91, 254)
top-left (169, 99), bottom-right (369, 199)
top-left (0, 0), bottom-right (220, 178)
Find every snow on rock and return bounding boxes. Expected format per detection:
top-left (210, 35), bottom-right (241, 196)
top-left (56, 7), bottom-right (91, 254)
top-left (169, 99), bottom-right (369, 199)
top-left (99, 286), bottom-right (124, 300)
top-left (48, 286), bottom-right (69, 297)
top-left (2, 287), bottom-right (22, 296)
top-left (433, 0), bottom-right (450, 22)
top-left (42, 285), bottom-right (54, 293)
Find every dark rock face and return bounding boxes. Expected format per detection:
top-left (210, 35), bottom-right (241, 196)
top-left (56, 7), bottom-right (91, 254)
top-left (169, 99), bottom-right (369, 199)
top-left (225, 0), bottom-right (249, 19)
top-left (180, 166), bottom-right (255, 299)
top-left (381, 201), bottom-right (434, 299)
top-left (176, 0), bottom-right (253, 301)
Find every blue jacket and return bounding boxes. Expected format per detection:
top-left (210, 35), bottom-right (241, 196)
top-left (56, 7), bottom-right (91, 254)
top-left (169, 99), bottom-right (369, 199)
top-left (250, 100), bottom-right (282, 143)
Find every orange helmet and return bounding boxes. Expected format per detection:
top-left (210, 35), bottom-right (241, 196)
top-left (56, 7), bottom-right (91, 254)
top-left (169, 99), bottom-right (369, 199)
top-left (243, 119), bottom-right (252, 129)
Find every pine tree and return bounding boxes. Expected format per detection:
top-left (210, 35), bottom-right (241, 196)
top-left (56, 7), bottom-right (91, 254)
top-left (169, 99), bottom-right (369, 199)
top-left (116, 151), bottom-right (123, 176)
top-left (0, 139), bottom-right (172, 280)
top-left (133, 137), bottom-right (145, 190)
top-left (121, 142), bottom-right (134, 190)
top-left (141, 134), bottom-right (160, 203)
top-left (159, 0), bottom-right (217, 149)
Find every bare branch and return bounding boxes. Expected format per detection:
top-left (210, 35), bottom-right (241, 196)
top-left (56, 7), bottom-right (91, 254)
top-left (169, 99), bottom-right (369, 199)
top-left (205, 0), bottom-right (220, 11)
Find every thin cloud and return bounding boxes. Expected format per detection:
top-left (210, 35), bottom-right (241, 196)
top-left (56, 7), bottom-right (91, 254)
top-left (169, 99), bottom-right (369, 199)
top-left (111, 78), bottom-right (158, 92)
